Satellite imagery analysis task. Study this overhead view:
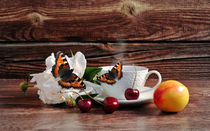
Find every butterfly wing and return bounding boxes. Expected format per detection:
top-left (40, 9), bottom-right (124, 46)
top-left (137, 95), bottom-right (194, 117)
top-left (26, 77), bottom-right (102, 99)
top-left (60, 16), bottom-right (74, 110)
top-left (51, 51), bottom-right (86, 89)
top-left (111, 62), bottom-right (123, 80)
top-left (70, 74), bottom-right (86, 89)
top-left (97, 63), bottom-right (122, 84)
top-left (58, 74), bottom-right (86, 89)
top-left (97, 73), bottom-right (116, 84)
top-left (59, 68), bottom-right (74, 82)
top-left (51, 51), bottom-right (70, 78)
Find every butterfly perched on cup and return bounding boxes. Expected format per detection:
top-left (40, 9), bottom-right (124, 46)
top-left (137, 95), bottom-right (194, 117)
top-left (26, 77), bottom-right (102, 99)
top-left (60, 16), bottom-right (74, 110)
top-left (51, 51), bottom-right (86, 89)
top-left (97, 63), bottom-right (123, 84)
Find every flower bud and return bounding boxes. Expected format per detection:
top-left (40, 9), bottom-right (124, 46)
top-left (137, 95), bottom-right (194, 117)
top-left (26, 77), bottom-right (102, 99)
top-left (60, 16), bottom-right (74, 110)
top-left (65, 98), bottom-right (76, 107)
top-left (19, 81), bottom-right (28, 94)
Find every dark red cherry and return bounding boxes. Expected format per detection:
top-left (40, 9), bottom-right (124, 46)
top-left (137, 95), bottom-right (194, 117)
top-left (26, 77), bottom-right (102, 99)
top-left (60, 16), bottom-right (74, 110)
top-left (103, 97), bottom-right (119, 114)
top-left (125, 88), bottom-right (140, 100)
top-left (78, 99), bottom-right (92, 113)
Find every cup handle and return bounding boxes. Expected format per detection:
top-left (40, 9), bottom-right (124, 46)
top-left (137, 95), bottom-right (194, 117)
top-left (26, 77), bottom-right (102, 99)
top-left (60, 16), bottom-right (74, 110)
top-left (145, 70), bottom-right (162, 90)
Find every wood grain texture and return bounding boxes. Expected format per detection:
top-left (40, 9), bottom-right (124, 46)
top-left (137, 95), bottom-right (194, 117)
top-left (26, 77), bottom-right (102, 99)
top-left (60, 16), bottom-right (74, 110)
top-left (1, 42), bottom-right (210, 79)
top-left (1, 0), bottom-right (210, 41)
top-left (0, 79), bottom-right (210, 131)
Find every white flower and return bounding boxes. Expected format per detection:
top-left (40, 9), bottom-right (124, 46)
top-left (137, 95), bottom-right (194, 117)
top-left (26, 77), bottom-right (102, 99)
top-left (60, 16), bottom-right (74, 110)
top-left (30, 51), bottom-right (91, 104)
top-left (67, 52), bottom-right (86, 78)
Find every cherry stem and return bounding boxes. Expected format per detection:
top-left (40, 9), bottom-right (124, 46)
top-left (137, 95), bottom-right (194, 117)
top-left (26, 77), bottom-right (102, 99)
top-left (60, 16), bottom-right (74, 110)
top-left (131, 65), bottom-right (137, 89)
top-left (27, 85), bottom-right (34, 87)
top-left (82, 90), bottom-right (103, 105)
top-left (70, 91), bottom-right (84, 100)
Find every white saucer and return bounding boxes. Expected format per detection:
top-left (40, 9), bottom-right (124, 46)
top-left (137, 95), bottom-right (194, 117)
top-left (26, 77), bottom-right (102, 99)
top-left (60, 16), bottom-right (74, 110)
top-left (95, 86), bottom-right (155, 105)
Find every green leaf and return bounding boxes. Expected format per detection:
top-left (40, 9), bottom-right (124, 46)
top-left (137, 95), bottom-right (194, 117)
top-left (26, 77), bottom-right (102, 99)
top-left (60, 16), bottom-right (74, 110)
top-left (93, 79), bottom-right (101, 85)
top-left (75, 93), bottom-right (98, 103)
top-left (83, 67), bottom-right (102, 82)
top-left (93, 74), bottom-right (101, 85)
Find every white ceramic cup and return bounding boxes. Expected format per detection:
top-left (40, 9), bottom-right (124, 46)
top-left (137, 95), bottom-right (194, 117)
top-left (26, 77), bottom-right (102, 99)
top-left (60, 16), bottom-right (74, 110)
top-left (98, 65), bottom-right (162, 100)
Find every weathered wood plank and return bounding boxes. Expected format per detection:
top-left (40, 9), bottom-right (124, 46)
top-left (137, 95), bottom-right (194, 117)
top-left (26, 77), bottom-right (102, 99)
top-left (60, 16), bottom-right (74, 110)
top-left (1, 42), bottom-right (210, 79)
top-left (0, 79), bottom-right (210, 130)
top-left (1, 0), bottom-right (210, 41)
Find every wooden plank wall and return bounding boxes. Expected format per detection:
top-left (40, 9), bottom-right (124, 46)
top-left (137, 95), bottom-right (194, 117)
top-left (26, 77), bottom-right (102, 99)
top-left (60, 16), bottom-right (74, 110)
top-left (1, 43), bottom-right (210, 80)
top-left (0, 0), bottom-right (210, 80)
top-left (1, 0), bottom-right (210, 41)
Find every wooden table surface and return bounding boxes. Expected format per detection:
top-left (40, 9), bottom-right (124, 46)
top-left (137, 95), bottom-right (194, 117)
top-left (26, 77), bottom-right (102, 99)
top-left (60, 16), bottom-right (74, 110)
top-left (0, 79), bottom-right (209, 131)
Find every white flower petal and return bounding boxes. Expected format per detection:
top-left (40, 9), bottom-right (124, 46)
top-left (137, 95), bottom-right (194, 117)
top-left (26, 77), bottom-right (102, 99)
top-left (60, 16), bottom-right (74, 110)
top-left (72, 52), bottom-right (86, 78)
top-left (61, 85), bottom-right (93, 100)
top-left (84, 81), bottom-right (103, 95)
top-left (41, 79), bottom-right (63, 104)
top-left (45, 53), bottom-right (55, 71)
top-left (31, 72), bottom-right (64, 104)
top-left (65, 55), bottom-right (74, 69)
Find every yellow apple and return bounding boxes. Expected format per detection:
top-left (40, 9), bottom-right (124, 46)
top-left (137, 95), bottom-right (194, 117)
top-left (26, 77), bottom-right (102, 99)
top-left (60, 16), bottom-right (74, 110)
top-left (154, 80), bottom-right (189, 112)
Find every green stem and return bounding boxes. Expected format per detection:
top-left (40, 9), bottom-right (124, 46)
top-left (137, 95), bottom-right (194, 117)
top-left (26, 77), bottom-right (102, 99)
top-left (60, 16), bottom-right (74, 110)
top-left (83, 90), bottom-right (103, 105)
top-left (27, 73), bottom-right (30, 83)
top-left (70, 49), bottom-right (74, 57)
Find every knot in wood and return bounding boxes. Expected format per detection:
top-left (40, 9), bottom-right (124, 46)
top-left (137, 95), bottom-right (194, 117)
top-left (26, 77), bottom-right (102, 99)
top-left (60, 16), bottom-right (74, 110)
top-left (33, 15), bottom-right (40, 24)
top-left (121, 2), bottom-right (136, 16)
top-left (121, 1), bottom-right (152, 17)
top-left (28, 13), bottom-right (43, 25)
top-left (121, 1), bottom-right (137, 16)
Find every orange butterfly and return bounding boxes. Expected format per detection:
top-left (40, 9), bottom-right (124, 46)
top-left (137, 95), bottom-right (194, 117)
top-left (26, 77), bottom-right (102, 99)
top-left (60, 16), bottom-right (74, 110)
top-left (51, 51), bottom-right (86, 89)
top-left (97, 63), bottom-right (123, 84)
